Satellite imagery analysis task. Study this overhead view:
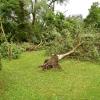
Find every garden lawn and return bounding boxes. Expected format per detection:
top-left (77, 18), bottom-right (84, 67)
top-left (0, 51), bottom-right (100, 100)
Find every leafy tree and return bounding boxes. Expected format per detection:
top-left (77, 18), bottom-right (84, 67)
top-left (0, 0), bottom-right (32, 42)
top-left (84, 2), bottom-right (100, 29)
top-left (48, 0), bottom-right (68, 11)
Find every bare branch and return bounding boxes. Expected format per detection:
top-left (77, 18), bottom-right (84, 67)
top-left (57, 42), bottom-right (83, 60)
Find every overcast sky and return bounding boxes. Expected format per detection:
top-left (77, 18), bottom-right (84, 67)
top-left (55, 0), bottom-right (100, 18)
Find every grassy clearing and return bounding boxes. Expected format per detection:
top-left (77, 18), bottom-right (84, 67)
top-left (0, 51), bottom-right (100, 100)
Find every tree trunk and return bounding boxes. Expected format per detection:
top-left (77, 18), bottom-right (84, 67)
top-left (48, 0), bottom-right (55, 11)
top-left (19, 0), bottom-right (25, 23)
top-left (31, 0), bottom-right (37, 25)
top-left (0, 17), bottom-right (7, 42)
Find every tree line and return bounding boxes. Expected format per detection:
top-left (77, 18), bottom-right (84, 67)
top-left (0, 0), bottom-right (100, 62)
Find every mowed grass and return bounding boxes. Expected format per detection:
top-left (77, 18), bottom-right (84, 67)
top-left (0, 51), bottom-right (100, 100)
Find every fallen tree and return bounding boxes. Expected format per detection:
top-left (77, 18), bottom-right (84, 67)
top-left (40, 42), bottom-right (82, 70)
top-left (26, 41), bottom-right (43, 51)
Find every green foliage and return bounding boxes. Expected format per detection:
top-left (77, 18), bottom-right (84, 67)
top-left (84, 2), bottom-right (100, 29)
top-left (0, 42), bottom-right (23, 59)
top-left (0, 0), bottom-right (69, 43)
top-left (46, 30), bottom-right (74, 55)
top-left (0, 0), bottom-right (100, 61)
top-left (0, 0), bottom-right (31, 42)
top-left (46, 16), bottom-right (100, 61)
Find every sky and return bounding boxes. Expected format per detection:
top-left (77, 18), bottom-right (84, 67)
top-left (55, 0), bottom-right (100, 18)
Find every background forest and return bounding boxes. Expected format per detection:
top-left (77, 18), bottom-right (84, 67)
top-left (0, 0), bottom-right (100, 62)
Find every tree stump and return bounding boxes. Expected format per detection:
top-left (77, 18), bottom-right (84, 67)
top-left (40, 54), bottom-right (61, 70)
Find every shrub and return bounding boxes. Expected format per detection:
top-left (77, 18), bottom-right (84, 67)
top-left (0, 42), bottom-right (24, 59)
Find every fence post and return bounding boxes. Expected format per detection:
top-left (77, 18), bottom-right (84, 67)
top-left (0, 53), bottom-right (2, 70)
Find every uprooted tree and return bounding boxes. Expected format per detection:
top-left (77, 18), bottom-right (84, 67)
top-left (40, 42), bottom-right (82, 70)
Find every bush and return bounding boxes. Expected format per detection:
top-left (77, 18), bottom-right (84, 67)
top-left (0, 42), bottom-right (24, 59)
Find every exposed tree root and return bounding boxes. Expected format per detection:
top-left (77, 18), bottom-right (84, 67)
top-left (40, 42), bottom-right (82, 70)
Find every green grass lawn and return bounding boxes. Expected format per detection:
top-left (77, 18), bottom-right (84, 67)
top-left (0, 51), bottom-right (100, 100)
